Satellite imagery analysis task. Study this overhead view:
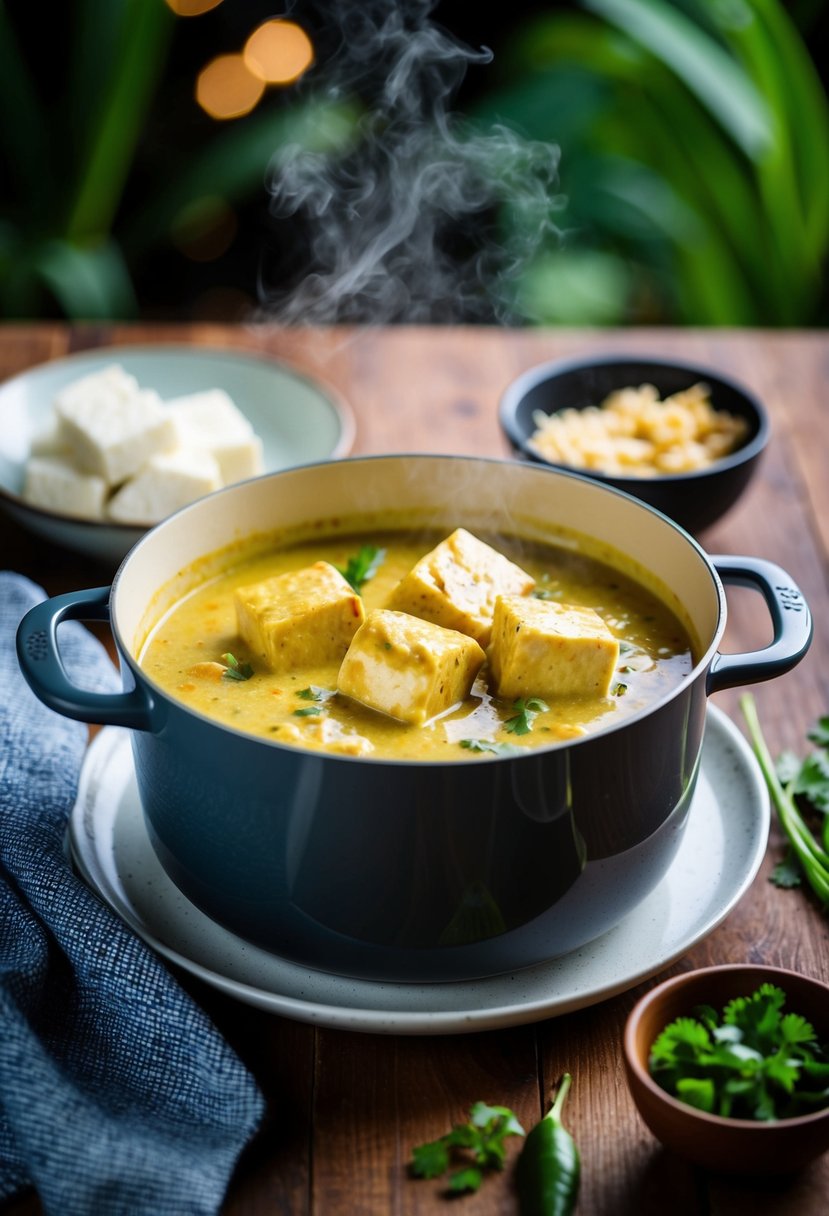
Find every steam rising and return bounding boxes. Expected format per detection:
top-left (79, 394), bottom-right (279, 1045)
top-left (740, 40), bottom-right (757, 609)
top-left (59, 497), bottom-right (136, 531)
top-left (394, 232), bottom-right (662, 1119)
top-left (259, 0), bottom-right (561, 324)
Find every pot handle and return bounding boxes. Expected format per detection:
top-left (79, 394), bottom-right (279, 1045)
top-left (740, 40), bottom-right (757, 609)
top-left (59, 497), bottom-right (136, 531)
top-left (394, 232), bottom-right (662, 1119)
top-left (16, 586), bottom-right (154, 730)
top-left (707, 556), bottom-right (812, 694)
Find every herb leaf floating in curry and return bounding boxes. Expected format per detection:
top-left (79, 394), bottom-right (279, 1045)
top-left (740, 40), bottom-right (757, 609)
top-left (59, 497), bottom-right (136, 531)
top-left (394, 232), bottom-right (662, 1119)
top-left (516, 1074), bottom-right (580, 1216)
top-left (410, 1102), bottom-right (525, 1194)
top-left (459, 738), bottom-right (522, 757)
top-left (740, 694), bottom-right (829, 906)
top-left (296, 685), bottom-right (336, 703)
top-left (221, 652), bottom-right (254, 681)
top-left (648, 982), bottom-right (829, 1120)
top-left (504, 698), bottom-right (549, 736)
top-left (293, 686), bottom-right (336, 717)
top-left (336, 544), bottom-right (386, 593)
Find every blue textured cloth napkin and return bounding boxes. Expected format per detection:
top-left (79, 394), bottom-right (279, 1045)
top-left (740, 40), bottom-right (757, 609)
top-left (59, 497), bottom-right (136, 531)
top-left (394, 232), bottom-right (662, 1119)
top-left (0, 573), bottom-right (265, 1215)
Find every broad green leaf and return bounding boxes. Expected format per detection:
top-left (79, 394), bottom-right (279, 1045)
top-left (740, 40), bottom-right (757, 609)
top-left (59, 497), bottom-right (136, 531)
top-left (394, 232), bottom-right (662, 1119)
top-left (66, 0), bottom-right (175, 240)
top-left (474, 6), bottom-right (822, 324)
top-left (482, 16), bottom-right (770, 321)
top-left (67, 0), bottom-right (133, 167)
top-left (705, 4), bottom-right (816, 312)
top-left (716, 0), bottom-right (829, 260)
top-left (583, 0), bottom-right (773, 157)
top-left (33, 238), bottom-right (137, 319)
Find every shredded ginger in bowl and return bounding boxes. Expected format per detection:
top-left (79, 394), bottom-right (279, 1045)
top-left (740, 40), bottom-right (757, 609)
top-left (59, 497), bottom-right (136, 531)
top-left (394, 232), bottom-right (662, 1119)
top-left (529, 382), bottom-right (749, 477)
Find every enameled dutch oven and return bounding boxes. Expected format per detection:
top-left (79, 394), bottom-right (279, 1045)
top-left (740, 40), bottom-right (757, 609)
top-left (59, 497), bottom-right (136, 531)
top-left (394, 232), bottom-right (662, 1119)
top-left (16, 456), bottom-right (812, 982)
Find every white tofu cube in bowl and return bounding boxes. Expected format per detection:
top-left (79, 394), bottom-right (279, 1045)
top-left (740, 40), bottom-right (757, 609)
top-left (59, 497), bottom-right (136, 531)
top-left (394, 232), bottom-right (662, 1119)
top-left (22, 455), bottom-right (108, 520)
top-left (0, 345), bottom-right (354, 564)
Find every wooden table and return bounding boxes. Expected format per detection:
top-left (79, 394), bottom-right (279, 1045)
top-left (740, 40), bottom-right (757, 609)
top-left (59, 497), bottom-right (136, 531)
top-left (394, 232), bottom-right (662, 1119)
top-left (2, 324), bottom-right (827, 1215)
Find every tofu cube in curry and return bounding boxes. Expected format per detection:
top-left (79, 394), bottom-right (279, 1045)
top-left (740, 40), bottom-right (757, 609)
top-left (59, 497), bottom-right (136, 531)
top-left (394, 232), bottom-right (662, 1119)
top-left (337, 608), bottom-right (486, 726)
top-left (489, 595), bottom-right (619, 700)
top-left (385, 528), bottom-right (535, 646)
top-left (234, 561), bottom-right (364, 672)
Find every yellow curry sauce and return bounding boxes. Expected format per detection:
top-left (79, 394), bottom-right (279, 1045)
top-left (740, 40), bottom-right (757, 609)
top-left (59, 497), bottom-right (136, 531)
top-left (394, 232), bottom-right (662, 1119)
top-left (140, 529), bottom-right (694, 761)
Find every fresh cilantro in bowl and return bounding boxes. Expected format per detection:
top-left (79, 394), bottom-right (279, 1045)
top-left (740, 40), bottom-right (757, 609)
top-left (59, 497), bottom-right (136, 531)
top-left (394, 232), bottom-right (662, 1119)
top-left (648, 982), bottom-right (829, 1121)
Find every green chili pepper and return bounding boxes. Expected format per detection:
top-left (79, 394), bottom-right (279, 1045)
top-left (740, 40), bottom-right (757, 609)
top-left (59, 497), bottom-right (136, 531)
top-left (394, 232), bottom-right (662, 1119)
top-left (516, 1074), bottom-right (580, 1216)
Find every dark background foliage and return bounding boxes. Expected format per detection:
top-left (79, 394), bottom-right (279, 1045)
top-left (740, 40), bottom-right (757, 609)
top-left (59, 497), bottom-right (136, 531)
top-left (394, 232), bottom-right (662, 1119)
top-left (1, 0), bottom-right (827, 325)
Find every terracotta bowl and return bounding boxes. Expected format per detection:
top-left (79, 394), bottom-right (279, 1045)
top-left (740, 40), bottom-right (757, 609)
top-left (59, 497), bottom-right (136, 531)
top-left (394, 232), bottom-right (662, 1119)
top-left (623, 964), bottom-right (829, 1174)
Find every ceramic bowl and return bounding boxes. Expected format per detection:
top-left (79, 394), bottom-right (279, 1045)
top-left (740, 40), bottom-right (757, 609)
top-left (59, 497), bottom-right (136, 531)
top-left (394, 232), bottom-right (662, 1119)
top-left (623, 964), bottom-right (829, 1174)
top-left (0, 345), bottom-right (354, 565)
top-left (499, 355), bottom-right (769, 534)
top-left (17, 457), bottom-right (811, 982)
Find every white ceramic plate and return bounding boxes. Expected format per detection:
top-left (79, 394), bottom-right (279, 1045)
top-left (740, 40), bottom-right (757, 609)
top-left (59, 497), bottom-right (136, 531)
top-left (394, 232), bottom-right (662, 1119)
top-left (0, 345), bottom-right (354, 565)
top-left (68, 706), bottom-right (769, 1035)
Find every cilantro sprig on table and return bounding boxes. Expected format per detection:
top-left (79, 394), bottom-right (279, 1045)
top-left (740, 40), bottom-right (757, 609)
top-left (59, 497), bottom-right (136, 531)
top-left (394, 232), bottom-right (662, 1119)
top-left (336, 545), bottom-right (386, 593)
top-left (740, 696), bottom-right (829, 905)
top-left (649, 983), bottom-right (829, 1121)
top-left (781, 716), bottom-right (829, 818)
top-left (411, 1102), bottom-right (525, 1194)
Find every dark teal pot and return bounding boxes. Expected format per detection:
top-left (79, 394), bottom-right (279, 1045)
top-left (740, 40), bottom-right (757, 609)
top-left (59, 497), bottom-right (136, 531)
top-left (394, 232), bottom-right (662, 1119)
top-left (17, 457), bottom-right (811, 981)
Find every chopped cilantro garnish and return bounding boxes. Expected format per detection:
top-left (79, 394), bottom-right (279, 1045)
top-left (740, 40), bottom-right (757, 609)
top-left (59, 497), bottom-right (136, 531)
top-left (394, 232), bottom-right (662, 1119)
top-left (221, 652), bottom-right (254, 681)
top-left (460, 739), bottom-right (520, 757)
top-left (504, 698), bottom-right (548, 736)
top-left (296, 686), bottom-right (336, 703)
top-left (337, 545), bottom-right (386, 593)
top-left (293, 687), bottom-right (335, 718)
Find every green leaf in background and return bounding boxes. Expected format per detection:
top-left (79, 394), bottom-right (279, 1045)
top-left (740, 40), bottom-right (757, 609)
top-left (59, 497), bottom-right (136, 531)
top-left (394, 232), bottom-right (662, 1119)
top-left (65, 0), bottom-right (175, 242)
top-left (0, 0), bottom-right (826, 326)
top-left (705, 0), bottom-right (829, 307)
top-left (476, 0), bottom-right (829, 326)
top-left (33, 239), bottom-right (138, 320)
top-left (583, 0), bottom-right (774, 157)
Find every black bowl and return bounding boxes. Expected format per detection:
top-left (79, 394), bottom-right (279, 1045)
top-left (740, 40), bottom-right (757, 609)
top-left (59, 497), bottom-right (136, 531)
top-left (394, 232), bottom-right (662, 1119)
top-left (499, 355), bottom-right (769, 534)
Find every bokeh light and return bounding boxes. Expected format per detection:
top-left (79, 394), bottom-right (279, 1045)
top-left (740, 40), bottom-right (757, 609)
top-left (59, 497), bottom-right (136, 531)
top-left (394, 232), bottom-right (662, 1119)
top-left (165, 0), bottom-right (224, 15)
top-left (196, 54), bottom-right (264, 120)
top-left (244, 20), bottom-right (314, 86)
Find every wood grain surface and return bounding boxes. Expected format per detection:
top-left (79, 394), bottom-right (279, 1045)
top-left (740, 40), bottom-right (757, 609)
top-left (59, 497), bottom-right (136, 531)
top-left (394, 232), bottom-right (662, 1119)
top-left (1, 324), bottom-right (827, 1215)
